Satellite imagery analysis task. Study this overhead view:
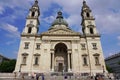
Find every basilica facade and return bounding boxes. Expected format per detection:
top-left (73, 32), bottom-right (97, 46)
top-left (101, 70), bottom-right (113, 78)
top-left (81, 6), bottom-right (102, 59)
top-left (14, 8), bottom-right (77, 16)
top-left (15, 0), bottom-right (107, 75)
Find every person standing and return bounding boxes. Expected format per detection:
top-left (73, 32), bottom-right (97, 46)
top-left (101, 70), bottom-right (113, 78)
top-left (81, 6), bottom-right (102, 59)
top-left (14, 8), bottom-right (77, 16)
top-left (36, 73), bottom-right (39, 80)
top-left (95, 75), bottom-right (99, 80)
top-left (42, 74), bottom-right (44, 80)
top-left (64, 75), bottom-right (68, 80)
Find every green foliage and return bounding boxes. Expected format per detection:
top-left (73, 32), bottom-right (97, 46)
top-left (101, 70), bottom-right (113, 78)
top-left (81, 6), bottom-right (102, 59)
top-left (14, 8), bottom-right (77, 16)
top-left (0, 59), bottom-right (16, 73)
top-left (118, 61), bottom-right (120, 65)
top-left (106, 65), bottom-right (113, 73)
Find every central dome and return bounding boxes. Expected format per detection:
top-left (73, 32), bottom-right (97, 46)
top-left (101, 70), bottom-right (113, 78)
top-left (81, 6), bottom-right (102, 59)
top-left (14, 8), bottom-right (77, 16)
top-left (51, 11), bottom-right (68, 26)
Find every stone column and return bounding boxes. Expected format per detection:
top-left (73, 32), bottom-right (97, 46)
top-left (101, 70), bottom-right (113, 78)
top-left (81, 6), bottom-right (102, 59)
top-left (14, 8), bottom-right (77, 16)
top-left (68, 49), bottom-right (72, 72)
top-left (52, 53), bottom-right (54, 71)
top-left (68, 53), bottom-right (71, 71)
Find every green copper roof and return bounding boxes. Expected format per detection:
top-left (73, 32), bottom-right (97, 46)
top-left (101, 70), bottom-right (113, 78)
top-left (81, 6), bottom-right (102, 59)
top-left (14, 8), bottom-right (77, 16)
top-left (51, 11), bottom-right (68, 26)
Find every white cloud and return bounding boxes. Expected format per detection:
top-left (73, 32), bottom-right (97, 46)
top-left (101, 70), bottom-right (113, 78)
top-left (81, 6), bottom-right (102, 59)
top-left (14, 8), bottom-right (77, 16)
top-left (107, 52), bottom-right (116, 58)
top-left (0, 0), bottom-right (32, 23)
top-left (38, 0), bottom-right (120, 34)
top-left (0, 0), bottom-right (119, 58)
top-left (0, 23), bottom-right (20, 38)
top-left (87, 0), bottom-right (120, 34)
top-left (66, 15), bottom-right (80, 27)
top-left (0, 6), bottom-right (4, 14)
top-left (6, 39), bottom-right (17, 45)
top-left (95, 13), bottom-right (120, 34)
top-left (0, 0), bottom-right (32, 9)
top-left (118, 36), bottom-right (120, 40)
top-left (0, 0), bottom-right (120, 34)
top-left (65, 14), bottom-right (81, 32)
top-left (117, 36), bottom-right (120, 46)
top-left (53, 0), bottom-right (81, 14)
top-left (42, 15), bottom-right (55, 24)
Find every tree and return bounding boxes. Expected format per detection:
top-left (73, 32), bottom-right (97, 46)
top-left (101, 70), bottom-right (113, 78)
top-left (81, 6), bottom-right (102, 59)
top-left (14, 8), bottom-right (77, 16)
top-left (106, 65), bottom-right (113, 73)
top-left (118, 61), bottom-right (120, 65)
top-left (0, 59), bottom-right (16, 73)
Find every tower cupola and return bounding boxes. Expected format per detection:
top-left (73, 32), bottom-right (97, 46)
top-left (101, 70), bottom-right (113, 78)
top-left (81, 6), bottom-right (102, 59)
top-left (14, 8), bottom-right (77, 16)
top-left (28, 0), bottom-right (40, 18)
top-left (81, 0), bottom-right (99, 35)
top-left (22, 0), bottom-right (40, 35)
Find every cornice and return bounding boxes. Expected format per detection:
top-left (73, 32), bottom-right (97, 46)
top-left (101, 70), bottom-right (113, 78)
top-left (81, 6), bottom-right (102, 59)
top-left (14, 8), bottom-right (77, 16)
top-left (84, 34), bottom-right (101, 37)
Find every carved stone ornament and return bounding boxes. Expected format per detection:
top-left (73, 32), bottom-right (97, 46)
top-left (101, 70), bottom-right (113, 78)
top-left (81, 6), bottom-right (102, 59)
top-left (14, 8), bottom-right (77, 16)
top-left (22, 53), bottom-right (28, 56)
top-left (27, 24), bottom-right (34, 27)
top-left (34, 53), bottom-right (40, 56)
top-left (41, 28), bottom-right (80, 36)
top-left (93, 53), bottom-right (100, 56)
top-left (82, 54), bottom-right (88, 56)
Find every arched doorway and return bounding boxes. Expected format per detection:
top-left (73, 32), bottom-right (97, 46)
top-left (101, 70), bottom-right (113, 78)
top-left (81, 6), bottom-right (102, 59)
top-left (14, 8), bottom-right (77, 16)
top-left (54, 43), bottom-right (68, 72)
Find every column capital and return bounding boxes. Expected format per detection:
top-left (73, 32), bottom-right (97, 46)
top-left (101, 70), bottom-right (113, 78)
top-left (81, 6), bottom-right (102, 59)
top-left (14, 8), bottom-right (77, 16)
top-left (51, 50), bottom-right (54, 54)
top-left (68, 51), bottom-right (72, 54)
top-left (51, 52), bottom-right (54, 54)
top-left (50, 49), bottom-right (55, 51)
top-left (67, 49), bottom-right (72, 51)
top-left (67, 53), bottom-right (71, 55)
top-left (50, 49), bottom-right (55, 53)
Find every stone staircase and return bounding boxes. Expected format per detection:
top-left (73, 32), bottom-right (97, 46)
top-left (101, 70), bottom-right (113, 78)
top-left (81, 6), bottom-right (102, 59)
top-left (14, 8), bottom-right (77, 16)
top-left (0, 73), bottom-right (116, 80)
top-left (0, 73), bottom-right (15, 78)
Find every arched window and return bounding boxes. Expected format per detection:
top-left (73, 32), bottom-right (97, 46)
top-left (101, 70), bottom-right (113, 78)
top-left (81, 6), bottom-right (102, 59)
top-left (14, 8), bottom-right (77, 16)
top-left (28, 27), bottom-right (32, 33)
top-left (32, 12), bottom-right (35, 17)
top-left (86, 12), bottom-right (90, 17)
top-left (35, 57), bottom-right (38, 65)
top-left (83, 57), bottom-right (87, 65)
top-left (90, 28), bottom-right (94, 34)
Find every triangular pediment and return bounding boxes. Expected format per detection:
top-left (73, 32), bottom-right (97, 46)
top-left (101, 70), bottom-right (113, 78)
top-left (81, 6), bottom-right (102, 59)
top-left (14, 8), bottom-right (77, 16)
top-left (41, 28), bottom-right (80, 36)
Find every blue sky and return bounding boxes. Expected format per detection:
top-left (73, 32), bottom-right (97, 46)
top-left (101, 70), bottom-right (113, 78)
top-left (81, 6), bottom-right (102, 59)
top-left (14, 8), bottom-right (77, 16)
top-left (0, 0), bottom-right (120, 59)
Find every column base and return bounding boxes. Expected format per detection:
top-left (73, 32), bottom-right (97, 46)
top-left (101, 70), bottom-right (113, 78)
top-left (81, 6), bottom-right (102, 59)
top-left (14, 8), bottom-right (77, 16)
top-left (68, 69), bottom-right (72, 72)
top-left (51, 69), bottom-right (54, 72)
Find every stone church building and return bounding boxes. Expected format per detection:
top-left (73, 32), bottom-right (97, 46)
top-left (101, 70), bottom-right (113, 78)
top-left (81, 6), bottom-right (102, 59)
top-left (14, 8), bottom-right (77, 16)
top-left (15, 0), bottom-right (107, 75)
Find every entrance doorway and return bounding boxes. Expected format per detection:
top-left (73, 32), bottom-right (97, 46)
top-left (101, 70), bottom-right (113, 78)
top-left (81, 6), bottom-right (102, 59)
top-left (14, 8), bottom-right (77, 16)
top-left (58, 63), bottom-right (63, 72)
top-left (54, 43), bottom-right (68, 72)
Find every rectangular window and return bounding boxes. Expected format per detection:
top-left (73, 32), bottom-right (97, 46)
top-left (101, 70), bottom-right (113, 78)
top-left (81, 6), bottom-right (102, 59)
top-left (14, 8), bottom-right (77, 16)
top-left (83, 57), bottom-right (87, 65)
top-left (81, 43), bottom-right (86, 50)
top-left (34, 53), bottom-right (40, 65)
top-left (36, 44), bottom-right (40, 49)
top-left (34, 57), bottom-right (39, 65)
top-left (92, 43), bottom-right (97, 49)
top-left (82, 54), bottom-right (88, 66)
top-left (24, 42), bottom-right (29, 49)
top-left (94, 56), bottom-right (100, 65)
top-left (93, 53), bottom-right (100, 66)
top-left (22, 56), bottom-right (27, 65)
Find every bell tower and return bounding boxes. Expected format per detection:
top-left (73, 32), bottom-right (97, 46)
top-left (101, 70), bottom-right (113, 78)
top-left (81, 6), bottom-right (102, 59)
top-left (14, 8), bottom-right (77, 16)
top-left (81, 0), bottom-right (98, 35)
top-left (22, 0), bottom-right (40, 35)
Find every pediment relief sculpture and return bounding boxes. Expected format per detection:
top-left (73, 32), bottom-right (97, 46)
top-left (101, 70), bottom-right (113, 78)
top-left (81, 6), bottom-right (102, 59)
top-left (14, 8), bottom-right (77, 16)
top-left (41, 29), bottom-right (80, 35)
